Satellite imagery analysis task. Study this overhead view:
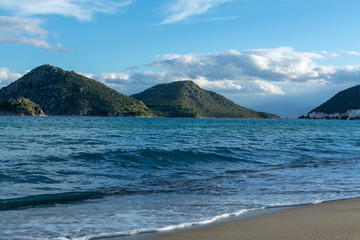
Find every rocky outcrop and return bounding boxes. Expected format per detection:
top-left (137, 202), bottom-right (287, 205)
top-left (0, 97), bottom-right (45, 116)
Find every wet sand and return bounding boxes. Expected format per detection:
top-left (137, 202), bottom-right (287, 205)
top-left (110, 198), bottom-right (360, 240)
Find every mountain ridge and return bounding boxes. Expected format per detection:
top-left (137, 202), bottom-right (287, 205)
top-left (0, 65), bottom-right (153, 117)
top-left (132, 81), bottom-right (279, 119)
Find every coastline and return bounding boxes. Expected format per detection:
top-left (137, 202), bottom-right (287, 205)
top-left (102, 198), bottom-right (360, 240)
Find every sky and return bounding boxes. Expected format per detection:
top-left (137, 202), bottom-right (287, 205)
top-left (1, 0), bottom-right (360, 118)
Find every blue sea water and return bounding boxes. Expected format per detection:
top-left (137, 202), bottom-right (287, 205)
top-left (1, 117), bottom-right (360, 240)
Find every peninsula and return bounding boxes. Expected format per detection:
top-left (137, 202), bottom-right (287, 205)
top-left (300, 84), bottom-right (360, 120)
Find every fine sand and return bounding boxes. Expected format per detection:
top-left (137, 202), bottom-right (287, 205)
top-left (109, 198), bottom-right (360, 240)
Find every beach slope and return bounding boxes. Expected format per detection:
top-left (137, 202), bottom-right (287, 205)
top-left (144, 198), bottom-right (360, 240)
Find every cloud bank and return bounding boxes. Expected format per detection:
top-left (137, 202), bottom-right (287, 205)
top-left (115, 47), bottom-right (360, 96)
top-left (0, 0), bottom-right (132, 50)
top-left (342, 50), bottom-right (360, 56)
top-left (161, 0), bottom-right (231, 24)
top-left (0, 0), bottom-right (133, 21)
top-left (0, 67), bottom-right (27, 88)
top-left (2, 47), bottom-right (360, 117)
top-left (0, 16), bottom-right (71, 51)
top-left (3, 47), bottom-right (360, 96)
top-left (0, 0), bottom-right (231, 50)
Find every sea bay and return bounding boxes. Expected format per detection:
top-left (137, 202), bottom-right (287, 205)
top-left (1, 117), bottom-right (360, 239)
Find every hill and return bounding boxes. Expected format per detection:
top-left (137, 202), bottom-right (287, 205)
top-left (0, 65), bottom-right (153, 117)
top-left (0, 97), bottom-right (45, 116)
top-left (132, 81), bottom-right (279, 119)
top-left (309, 85), bottom-right (360, 114)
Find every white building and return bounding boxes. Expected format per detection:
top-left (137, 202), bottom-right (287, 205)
top-left (308, 112), bottom-right (328, 119)
top-left (348, 109), bottom-right (360, 119)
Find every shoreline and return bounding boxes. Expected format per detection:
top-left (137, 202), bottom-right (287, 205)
top-left (100, 197), bottom-right (360, 240)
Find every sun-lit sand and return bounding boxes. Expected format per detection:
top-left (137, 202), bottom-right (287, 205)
top-left (110, 198), bottom-right (360, 240)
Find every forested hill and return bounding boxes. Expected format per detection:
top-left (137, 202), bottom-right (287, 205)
top-left (309, 84), bottom-right (360, 114)
top-left (132, 81), bottom-right (279, 119)
top-left (0, 65), bottom-right (153, 117)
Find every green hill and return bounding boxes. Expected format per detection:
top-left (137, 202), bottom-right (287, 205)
top-left (0, 65), bottom-right (153, 117)
top-left (0, 97), bottom-right (45, 116)
top-left (309, 84), bottom-right (360, 114)
top-left (132, 81), bottom-right (279, 119)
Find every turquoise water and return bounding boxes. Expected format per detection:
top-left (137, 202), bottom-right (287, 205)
top-left (1, 117), bottom-right (360, 239)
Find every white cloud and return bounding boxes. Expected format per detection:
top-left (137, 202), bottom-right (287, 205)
top-left (81, 72), bottom-right (138, 93)
top-left (0, 16), bottom-right (71, 51)
top-left (126, 47), bottom-right (360, 96)
top-left (161, 0), bottom-right (231, 24)
top-left (72, 48), bottom-right (360, 97)
top-left (0, 1), bottom-right (133, 50)
top-left (0, 0), bottom-right (133, 21)
top-left (83, 72), bottom-right (130, 83)
top-left (194, 77), bottom-right (243, 90)
top-left (254, 80), bottom-right (285, 95)
top-left (3, 47), bottom-right (359, 116)
top-left (3, 46), bottom-right (359, 118)
top-left (0, 67), bottom-right (26, 88)
top-left (341, 50), bottom-right (360, 56)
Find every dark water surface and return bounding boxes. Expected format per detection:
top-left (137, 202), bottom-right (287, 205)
top-left (1, 117), bottom-right (360, 239)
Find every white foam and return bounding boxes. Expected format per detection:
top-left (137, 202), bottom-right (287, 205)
top-left (74, 208), bottom-right (263, 240)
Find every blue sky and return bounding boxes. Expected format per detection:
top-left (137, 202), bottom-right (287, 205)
top-left (1, 0), bottom-right (360, 117)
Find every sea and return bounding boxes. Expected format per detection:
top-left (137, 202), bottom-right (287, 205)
top-left (1, 117), bottom-right (360, 240)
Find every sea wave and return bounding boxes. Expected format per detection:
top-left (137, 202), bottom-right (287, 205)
top-left (71, 148), bottom-right (254, 166)
top-left (0, 191), bottom-right (102, 211)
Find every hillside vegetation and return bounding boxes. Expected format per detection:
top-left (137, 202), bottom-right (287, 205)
top-left (0, 65), bottom-right (153, 117)
top-left (132, 81), bottom-right (279, 119)
top-left (0, 97), bottom-right (45, 116)
top-left (309, 84), bottom-right (360, 114)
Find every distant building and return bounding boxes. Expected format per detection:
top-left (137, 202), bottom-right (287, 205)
top-left (348, 109), bottom-right (360, 119)
top-left (307, 110), bottom-right (358, 120)
top-left (308, 112), bottom-right (328, 119)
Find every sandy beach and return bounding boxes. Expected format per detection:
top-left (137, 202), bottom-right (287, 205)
top-left (112, 198), bottom-right (360, 240)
